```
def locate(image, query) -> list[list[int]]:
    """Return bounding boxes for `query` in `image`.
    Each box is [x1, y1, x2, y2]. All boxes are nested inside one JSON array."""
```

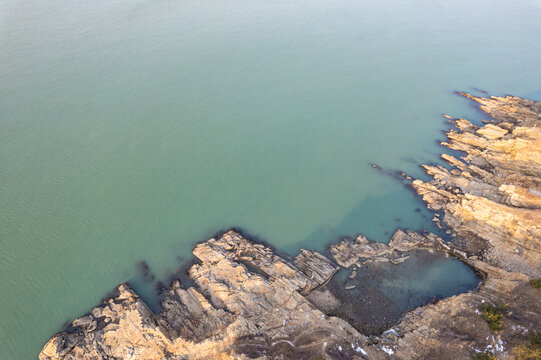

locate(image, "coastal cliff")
[[40, 93, 541, 359]]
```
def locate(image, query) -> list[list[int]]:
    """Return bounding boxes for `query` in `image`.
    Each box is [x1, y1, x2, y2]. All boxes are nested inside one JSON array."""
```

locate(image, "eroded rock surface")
[[329, 230, 457, 268], [40, 231, 367, 360], [412, 93, 541, 275], [380, 93, 541, 359], [40, 93, 541, 359]]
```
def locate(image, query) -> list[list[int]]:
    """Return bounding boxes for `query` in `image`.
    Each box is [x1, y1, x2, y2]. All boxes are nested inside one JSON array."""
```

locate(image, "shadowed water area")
[[1, 0, 541, 358], [312, 249, 481, 334]]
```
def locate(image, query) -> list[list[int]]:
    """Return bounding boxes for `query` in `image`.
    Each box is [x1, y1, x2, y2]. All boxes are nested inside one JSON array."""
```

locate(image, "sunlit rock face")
[[40, 231, 366, 360], [413, 93, 541, 275]]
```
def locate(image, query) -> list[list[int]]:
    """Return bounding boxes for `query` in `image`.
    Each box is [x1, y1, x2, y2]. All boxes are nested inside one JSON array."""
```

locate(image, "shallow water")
[[1, 0, 541, 358], [357, 250, 479, 310], [325, 250, 479, 333]]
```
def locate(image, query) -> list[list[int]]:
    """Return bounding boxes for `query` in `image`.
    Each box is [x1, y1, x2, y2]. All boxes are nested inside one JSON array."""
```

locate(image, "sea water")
[[1, 0, 541, 358]]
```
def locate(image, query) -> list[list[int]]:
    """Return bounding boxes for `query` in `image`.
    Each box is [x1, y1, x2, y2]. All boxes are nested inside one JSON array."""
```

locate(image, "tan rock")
[[413, 93, 541, 274]]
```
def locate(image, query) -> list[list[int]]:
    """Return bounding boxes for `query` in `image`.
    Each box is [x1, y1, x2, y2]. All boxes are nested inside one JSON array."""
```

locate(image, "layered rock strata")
[[40, 93, 541, 359], [40, 231, 367, 360], [412, 93, 541, 275]]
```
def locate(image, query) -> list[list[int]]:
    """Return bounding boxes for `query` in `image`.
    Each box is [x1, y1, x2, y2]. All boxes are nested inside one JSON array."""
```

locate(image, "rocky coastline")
[[40, 93, 541, 359]]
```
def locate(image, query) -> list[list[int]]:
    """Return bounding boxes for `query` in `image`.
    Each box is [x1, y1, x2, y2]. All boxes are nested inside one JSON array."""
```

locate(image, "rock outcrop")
[[385, 93, 541, 359], [412, 93, 541, 275], [40, 93, 541, 359], [40, 231, 368, 360], [329, 230, 457, 268]]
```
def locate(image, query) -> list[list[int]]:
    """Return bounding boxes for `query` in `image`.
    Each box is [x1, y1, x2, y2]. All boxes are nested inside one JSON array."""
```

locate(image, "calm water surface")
[[1, 0, 541, 358]]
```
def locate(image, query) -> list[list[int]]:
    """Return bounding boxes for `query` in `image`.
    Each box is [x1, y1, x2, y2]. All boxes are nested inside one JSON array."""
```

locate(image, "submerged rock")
[[40, 93, 541, 359]]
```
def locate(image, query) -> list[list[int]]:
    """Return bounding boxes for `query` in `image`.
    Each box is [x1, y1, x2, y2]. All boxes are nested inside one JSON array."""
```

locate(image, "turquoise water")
[[359, 250, 480, 310], [1, 0, 541, 358]]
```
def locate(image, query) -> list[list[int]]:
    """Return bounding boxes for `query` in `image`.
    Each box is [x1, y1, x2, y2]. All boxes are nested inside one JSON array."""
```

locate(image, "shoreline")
[[39, 93, 541, 359]]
